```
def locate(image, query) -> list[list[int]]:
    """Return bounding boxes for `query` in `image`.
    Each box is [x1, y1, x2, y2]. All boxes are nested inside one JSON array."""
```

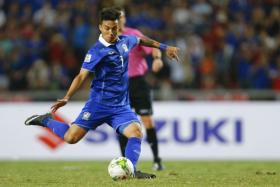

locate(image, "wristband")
[[159, 43, 168, 50]]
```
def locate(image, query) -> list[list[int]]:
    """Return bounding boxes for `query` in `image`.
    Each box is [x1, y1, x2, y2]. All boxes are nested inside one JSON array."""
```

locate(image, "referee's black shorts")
[[129, 76, 153, 116]]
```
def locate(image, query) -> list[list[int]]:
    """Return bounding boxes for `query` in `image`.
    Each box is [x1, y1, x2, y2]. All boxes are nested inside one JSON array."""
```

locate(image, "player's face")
[[99, 20, 119, 43]]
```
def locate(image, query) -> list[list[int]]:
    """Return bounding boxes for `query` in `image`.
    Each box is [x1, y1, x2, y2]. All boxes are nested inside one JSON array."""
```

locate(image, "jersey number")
[[120, 56, 124, 67]]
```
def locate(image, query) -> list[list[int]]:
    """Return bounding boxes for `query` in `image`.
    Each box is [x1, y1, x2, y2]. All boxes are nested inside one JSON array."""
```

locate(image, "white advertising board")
[[0, 102, 280, 160]]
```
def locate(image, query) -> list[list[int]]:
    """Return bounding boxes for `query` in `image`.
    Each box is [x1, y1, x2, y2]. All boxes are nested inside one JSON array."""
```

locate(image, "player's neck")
[[99, 34, 117, 46]]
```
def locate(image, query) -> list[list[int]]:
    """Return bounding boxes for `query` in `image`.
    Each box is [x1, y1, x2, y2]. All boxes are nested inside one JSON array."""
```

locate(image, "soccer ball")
[[108, 157, 134, 180]]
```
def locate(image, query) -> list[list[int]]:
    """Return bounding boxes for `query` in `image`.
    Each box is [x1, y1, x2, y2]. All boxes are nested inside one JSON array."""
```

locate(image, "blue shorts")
[[73, 101, 140, 134]]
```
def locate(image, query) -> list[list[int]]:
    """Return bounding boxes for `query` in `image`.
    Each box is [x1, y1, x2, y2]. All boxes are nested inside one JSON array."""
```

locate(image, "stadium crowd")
[[0, 0, 279, 93]]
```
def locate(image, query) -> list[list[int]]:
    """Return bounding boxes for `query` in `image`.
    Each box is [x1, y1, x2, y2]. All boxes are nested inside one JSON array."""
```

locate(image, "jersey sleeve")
[[81, 50, 102, 72], [126, 35, 140, 51], [133, 30, 153, 55]]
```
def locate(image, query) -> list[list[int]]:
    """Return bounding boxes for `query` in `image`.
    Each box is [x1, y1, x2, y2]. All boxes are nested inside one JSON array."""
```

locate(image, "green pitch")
[[0, 161, 279, 187]]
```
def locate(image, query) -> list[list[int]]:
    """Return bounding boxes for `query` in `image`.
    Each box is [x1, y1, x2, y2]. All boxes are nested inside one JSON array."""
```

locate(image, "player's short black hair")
[[99, 7, 121, 23], [112, 6, 124, 13]]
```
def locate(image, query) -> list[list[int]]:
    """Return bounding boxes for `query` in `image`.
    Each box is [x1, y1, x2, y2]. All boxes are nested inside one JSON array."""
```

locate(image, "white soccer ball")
[[108, 157, 134, 180]]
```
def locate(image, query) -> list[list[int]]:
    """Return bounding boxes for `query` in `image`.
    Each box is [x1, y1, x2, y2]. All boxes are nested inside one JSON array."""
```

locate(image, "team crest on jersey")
[[82, 112, 91, 120], [122, 44, 128, 52], [108, 51, 115, 55], [84, 54, 92, 62]]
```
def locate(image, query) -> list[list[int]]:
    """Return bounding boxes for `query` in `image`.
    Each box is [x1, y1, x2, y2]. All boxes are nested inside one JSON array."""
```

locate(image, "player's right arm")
[[51, 68, 90, 113]]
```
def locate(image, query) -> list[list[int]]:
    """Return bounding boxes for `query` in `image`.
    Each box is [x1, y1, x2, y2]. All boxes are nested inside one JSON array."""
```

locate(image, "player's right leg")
[[109, 106, 156, 179], [25, 113, 87, 144], [121, 123, 156, 179], [129, 76, 164, 171]]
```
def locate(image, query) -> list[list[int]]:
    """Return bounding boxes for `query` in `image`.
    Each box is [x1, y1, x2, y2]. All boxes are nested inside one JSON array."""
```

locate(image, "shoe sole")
[[24, 115, 39, 125], [134, 171, 156, 179], [135, 176, 156, 179]]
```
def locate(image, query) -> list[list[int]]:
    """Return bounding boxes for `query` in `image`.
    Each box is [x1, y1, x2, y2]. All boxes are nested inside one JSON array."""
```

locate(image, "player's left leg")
[[25, 113, 87, 144], [63, 124, 87, 144]]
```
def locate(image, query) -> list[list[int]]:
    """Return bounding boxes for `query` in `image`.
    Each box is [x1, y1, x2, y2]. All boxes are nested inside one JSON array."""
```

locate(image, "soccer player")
[[24, 7, 179, 179], [115, 7, 164, 171]]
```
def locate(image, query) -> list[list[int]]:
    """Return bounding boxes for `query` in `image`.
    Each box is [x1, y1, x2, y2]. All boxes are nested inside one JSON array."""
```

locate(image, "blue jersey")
[[82, 34, 139, 106]]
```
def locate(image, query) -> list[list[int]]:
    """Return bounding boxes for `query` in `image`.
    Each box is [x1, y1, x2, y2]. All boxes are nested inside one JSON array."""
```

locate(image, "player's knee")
[[133, 128, 143, 138], [123, 123, 143, 138], [129, 126, 143, 138], [64, 134, 80, 144]]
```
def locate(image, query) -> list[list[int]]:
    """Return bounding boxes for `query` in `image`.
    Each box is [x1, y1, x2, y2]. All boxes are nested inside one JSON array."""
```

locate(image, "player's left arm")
[[139, 37, 180, 62]]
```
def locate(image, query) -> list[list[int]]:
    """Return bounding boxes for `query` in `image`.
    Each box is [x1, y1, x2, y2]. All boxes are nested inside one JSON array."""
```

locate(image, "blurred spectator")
[[7, 47, 27, 90], [0, 2, 6, 27], [200, 48, 216, 89], [266, 7, 280, 37], [6, 2, 20, 20], [62, 47, 79, 79], [72, 14, 89, 61], [27, 59, 49, 89], [48, 33, 65, 63], [25, 29, 46, 64], [49, 62, 70, 90], [33, 2, 57, 28], [235, 43, 252, 88], [271, 56, 280, 90], [249, 52, 271, 89], [54, 1, 71, 40], [0, 0, 279, 96], [0, 48, 9, 90], [20, 4, 33, 24]]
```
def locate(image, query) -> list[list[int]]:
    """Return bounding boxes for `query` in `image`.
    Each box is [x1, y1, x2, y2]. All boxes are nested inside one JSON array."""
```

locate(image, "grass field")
[[0, 161, 279, 187]]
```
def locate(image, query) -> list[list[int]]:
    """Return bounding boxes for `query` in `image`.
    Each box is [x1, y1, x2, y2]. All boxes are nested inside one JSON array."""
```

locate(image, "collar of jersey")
[[99, 34, 119, 47]]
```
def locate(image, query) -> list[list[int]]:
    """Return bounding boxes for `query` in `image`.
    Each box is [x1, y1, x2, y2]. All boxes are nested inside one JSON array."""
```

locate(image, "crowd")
[[0, 0, 279, 93]]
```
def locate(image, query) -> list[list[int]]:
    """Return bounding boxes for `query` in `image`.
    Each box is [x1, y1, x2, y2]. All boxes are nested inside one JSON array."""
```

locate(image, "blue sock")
[[125, 137, 142, 172], [42, 118, 69, 140]]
